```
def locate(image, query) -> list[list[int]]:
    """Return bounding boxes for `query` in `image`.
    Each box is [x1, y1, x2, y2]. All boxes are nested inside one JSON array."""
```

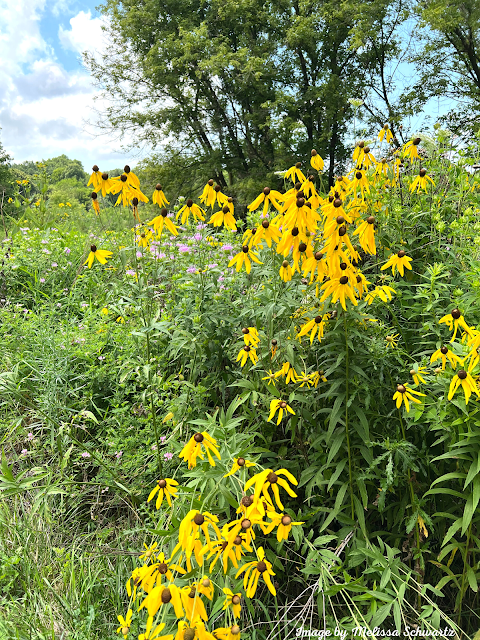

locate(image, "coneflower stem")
[[343, 310, 355, 521]]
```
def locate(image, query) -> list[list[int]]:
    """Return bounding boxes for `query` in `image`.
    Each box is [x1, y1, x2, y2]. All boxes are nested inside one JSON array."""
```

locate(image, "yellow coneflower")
[[279, 260, 293, 282], [310, 149, 324, 171], [297, 315, 327, 343], [237, 345, 258, 367], [177, 199, 205, 225], [123, 165, 140, 189], [365, 284, 396, 305], [147, 478, 179, 508], [381, 250, 412, 277], [320, 275, 358, 311], [410, 168, 435, 193], [378, 124, 393, 143], [180, 585, 209, 622], [410, 366, 427, 386], [393, 383, 425, 412], [199, 179, 216, 208], [147, 208, 178, 237], [264, 511, 304, 541], [236, 546, 276, 597], [224, 457, 255, 477], [284, 162, 306, 184], [242, 327, 259, 347], [439, 309, 474, 343], [353, 215, 377, 255], [179, 433, 221, 469], [431, 345, 461, 370], [84, 244, 113, 269], [228, 246, 263, 274], [136, 229, 153, 248], [152, 184, 169, 207], [403, 137, 421, 162], [222, 588, 242, 618], [248, 187, 284, 217], [448, 359, 479, 404], [116, 609, 133, 638], [87, 165, 102, 191], [91, 191, 100, 214], [209, 204, 237, 231], [138, 583, 184, 619], [214, 626, 242, 640], [97, 172, 116, 197], [245, 468, 298, 511], [385, 334, 400, 349], [274, 361, 296, 383]]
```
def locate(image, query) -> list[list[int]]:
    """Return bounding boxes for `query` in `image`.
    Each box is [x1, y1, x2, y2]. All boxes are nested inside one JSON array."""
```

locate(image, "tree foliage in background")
[[412, 0, 480, 136], [86, 0, 417, 193]]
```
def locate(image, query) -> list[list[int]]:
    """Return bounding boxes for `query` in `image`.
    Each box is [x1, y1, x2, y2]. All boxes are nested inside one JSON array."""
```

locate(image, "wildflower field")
[[2, 129, 480, 640]]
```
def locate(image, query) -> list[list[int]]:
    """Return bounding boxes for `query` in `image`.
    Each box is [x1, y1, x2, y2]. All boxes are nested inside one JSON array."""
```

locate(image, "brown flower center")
[[193, 513, 205, 526]]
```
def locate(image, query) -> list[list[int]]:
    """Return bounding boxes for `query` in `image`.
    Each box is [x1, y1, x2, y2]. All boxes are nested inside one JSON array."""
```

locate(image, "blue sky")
[[0, 0, 147, 171], [0, 1, 454, 174]]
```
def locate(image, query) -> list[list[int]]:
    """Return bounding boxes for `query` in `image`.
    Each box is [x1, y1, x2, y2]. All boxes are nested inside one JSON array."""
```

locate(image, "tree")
[[85, 0, 412, 191], [0, 129, 13, 199], [411, 0, 480, 135]]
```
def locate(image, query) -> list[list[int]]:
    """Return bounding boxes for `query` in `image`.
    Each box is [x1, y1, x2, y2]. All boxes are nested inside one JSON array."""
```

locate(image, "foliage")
[[1, 128, 480, 639]]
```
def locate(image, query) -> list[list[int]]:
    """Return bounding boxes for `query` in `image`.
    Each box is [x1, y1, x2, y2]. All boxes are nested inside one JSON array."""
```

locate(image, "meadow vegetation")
[[1, 128, 480, 640]]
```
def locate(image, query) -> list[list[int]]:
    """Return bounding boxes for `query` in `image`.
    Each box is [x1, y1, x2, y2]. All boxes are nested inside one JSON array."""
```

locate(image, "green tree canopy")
[[85, 0, 414, 189]]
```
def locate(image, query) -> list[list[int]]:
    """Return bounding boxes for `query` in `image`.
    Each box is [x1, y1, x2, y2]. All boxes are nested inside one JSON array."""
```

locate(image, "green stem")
[[343, 310, 355, 521], [145, 318, 163, 479], [398, 408, 421, 609], [457, 522, 472, 626]]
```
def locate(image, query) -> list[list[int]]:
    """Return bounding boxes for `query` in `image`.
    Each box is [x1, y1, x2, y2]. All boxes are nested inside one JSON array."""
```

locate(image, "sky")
[[0, 0, 147, 171], [0, 1, 455, 174]]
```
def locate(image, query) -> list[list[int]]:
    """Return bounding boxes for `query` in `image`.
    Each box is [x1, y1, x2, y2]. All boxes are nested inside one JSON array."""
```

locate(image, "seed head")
[[397, 384, 406, 394], [413, 137, 421, 146], [120, 174, 127, 182], [271, 338, 277, 346], [161, 588, 172, 603], [451, 308, 461, 320], [208, 179, 214, 186], [295, 162, 301, 168], [214, 185, 221, 192], [158, 479, 167, 488], [419, 168, 427, 177], [333, 198, 343, 208], [237, 457, 246, 466], [262, 219, 270, 228], [257, 561, 267, 573], [299, 242, 307, 252], [241, 495, 253, 507], [242, 327, 249, 334], [291, 227, 299, 237], [193, 433, 204, 443], [314, 251, 323, 260], [102, 172, 108, 180], [184, 629, 195, 640], [242, 246, 249, 253], [91, 192, 98, 200], [132, 197, 139, 206], [296, 197, 305, 208], [366, 216, 375, 224], [336, 215, 345, 225], [161, 208, 168, 217], [281, 515, 292, 525], [440, 346, 448, 354], [315, 315, 322, 323], [231, 625, 241, 635], [234, 535, 242, 545], [458, 370, 467, 380], [193, 513, 205, 525], [232, 595, 241, 605], [158, 562, 168, 574], [263, 187, 271, 195], [244, 345, 251, 352], [202, 578, 211, 587], [338, 225, 347, 236], [397, 250, 406, 258], [311, 149, 317, 156], [339, 275, 349, 285], [267, 471, 279, 483], [90, 245, 97, 252], [186, 198, 193, 207], [356, 171, 362, 180], [241, 518, 251, 529], [124, 165, 131, 173], [92, 165, 99, 172]]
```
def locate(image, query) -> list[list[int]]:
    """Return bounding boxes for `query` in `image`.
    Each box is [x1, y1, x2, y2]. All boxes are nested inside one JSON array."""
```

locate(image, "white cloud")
[[0, 5, 144, 170], [58, 10, 108, 57]]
